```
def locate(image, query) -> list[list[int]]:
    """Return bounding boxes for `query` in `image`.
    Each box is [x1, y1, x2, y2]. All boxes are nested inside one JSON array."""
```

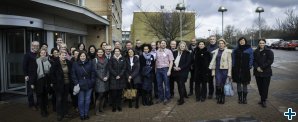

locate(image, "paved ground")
[[0, 49, 297, 122]]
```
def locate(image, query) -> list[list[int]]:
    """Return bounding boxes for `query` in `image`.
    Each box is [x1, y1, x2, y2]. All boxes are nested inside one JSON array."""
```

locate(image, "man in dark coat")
[[23, 41, 39, 110], [206, 35, 218, 99], [187, 38, 197, 96]]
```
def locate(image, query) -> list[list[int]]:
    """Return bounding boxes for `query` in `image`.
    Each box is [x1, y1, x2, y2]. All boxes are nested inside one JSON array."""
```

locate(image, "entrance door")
[[3, 29, 27, 94]]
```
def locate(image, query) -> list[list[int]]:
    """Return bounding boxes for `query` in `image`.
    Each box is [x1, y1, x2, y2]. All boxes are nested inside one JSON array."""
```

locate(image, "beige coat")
[[209, 48, 232, 77]]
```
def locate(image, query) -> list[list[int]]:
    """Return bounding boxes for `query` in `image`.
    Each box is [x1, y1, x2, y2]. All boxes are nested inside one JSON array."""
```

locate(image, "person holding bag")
[[109, 48, 126, 112], [34, 49, 51, 117], [72, 52, 96, 120], [50, 51, 73, 121], [126, 49, 142, 109], [209, 39, 232, 104]]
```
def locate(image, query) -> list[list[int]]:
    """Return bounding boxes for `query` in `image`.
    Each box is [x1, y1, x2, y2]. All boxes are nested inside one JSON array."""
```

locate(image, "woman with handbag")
[[34, 49, 51, 117], [126, 49, 142, 108], [72, 52, 96, 120], [253, 39, 274, 108], [93, 49, 109, 115], [194, 41, 212, 102], [109, 48, 126, 112], [209, 39, 232, 104], [172, 41, 191, 105], [232, 37, 253, 104], [50, 51, 73, 121], [140, 44, 155, 106]]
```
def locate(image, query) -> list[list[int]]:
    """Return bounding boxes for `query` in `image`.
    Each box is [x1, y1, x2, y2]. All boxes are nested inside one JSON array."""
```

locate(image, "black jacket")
[[188, 44, 197, 71], [232, 45, 253, 84], [172, 50, 191, 79], [50, 60, 73, 93], [194, 47, 212, 81], [253, 47, 274, 77], [126, 56, 141, 84], [109, 56, 127, 90], [72, 60, 96, 90], [23, 51, 38, 85]]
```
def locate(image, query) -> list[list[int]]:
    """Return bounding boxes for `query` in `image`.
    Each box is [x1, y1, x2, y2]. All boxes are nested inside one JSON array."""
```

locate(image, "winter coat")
[[34, 57, 51, 94], [109, 56, 127, 90], [93, 57, 109, 93], [23, 51, 38, 85], [50, 60, 73, 93], [172, 50, 191, 81], [72, 60, 96, 91], [139, 53, 155, 90], [194, 47, 212, 82], [253, 47, 274, 77], [126, 56, 141, 84], [209, 48, 232, 77], [232, 45, 253, 84]]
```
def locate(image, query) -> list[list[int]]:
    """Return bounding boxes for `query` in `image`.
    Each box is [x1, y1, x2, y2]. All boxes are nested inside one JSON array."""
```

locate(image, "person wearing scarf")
[[140, 44, 155, 106], [232, 37, 253, 105], [93, 49, 109, 115], [35, 49, 51, 117], [108, 48, 126, 112]]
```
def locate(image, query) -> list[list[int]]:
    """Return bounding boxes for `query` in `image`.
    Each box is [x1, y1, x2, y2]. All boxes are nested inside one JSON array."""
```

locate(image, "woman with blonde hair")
[[209, 39, 232, 104], [172, 41, 191, 105]]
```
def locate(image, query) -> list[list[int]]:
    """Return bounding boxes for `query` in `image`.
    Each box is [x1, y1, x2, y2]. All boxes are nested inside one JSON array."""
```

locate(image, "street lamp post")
[[256, 7, 264, 39], [208, 29, 211, 37], [176, 3, 186, 41], [218, 6, 227, 38]]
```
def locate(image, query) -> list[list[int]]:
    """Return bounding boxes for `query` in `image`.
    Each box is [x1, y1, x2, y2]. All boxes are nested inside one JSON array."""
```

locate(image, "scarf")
[[114, 54, 122, 60]]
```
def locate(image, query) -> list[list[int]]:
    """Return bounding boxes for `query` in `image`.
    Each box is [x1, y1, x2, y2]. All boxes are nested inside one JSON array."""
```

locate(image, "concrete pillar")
[[47, 31, 54, 52]]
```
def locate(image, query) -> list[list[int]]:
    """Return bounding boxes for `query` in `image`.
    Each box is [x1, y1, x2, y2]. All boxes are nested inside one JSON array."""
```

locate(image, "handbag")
[[123, 82, 137, 99], [80, 65, 90, 91], [224, 80, 234, 97]]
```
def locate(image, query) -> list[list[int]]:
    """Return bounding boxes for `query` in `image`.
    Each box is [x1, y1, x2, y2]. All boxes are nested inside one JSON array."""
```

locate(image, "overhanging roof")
[[30, 0, 109, 25]]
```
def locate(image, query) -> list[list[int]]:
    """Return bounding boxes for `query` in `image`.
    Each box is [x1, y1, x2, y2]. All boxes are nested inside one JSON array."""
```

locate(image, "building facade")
[[0, 0, 121, 95]]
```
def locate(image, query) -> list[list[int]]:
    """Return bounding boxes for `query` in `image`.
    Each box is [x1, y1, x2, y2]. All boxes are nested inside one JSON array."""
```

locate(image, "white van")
[[265, 39, 284, 47]]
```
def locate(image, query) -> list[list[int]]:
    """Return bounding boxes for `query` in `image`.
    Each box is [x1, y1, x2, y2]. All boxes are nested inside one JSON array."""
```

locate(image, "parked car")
[[265, 39, 284, 47], [280, 40, 297, 50], [271, 41, 281, 49]]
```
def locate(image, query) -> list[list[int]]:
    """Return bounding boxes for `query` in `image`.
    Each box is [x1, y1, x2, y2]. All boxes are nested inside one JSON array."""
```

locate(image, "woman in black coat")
[[139, 44, 155, 106], [88, 45, 97, 60], [126, 49, 142, 108], [72, 52, 96, 120], [50, 51, 72, 121], [253, 39, 274, 108], [109, 48, 126, 112], [172, 41, 191, 105], [232, 37, 253, 104], [194, 41, 212, 102]]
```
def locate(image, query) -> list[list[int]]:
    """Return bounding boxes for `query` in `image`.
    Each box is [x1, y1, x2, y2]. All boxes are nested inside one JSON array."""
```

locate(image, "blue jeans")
[[78, 89, 92, 117], [156, 67, 170, 101]]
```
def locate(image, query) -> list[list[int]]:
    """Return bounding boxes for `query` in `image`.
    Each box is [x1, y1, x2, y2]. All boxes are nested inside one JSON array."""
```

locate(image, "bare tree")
[[136, 7, 198, 41], [276, 9, 298, 38]]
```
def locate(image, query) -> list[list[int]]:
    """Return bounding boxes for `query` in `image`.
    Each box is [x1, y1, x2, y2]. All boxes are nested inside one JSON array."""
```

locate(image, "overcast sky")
[[122, 0, 298, 38]]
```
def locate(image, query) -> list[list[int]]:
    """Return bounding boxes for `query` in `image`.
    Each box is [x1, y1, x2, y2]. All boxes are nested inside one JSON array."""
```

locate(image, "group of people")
[[23, 36, 274, 121]]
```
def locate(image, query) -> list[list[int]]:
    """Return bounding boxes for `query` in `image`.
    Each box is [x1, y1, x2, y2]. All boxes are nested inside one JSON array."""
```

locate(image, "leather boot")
[[238, 92, 242, 104], [243, 92, 247, 104]]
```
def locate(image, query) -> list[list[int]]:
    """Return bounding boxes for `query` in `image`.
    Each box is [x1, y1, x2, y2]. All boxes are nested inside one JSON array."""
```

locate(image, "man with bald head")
[[23, 41, 40, 110]]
